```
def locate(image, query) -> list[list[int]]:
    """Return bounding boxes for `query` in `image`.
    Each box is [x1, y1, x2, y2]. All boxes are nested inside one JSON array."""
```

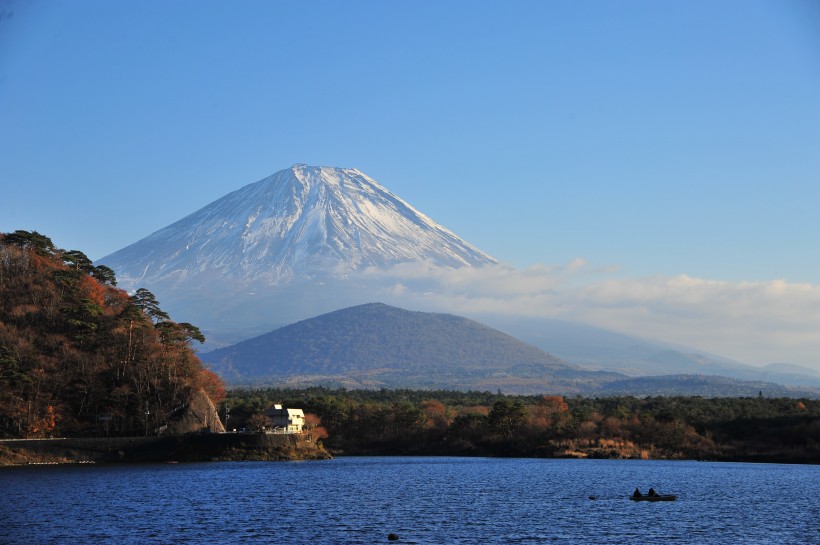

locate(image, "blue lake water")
[[1, 457, 818, 545]]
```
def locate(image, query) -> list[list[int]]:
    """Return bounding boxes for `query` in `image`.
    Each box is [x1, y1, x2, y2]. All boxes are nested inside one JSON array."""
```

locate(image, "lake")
[[1, 457, 818, 544]]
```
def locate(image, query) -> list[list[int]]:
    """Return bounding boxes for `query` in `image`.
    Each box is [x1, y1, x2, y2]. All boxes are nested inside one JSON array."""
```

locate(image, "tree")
[[488, 399, 526, 439], [247, 413, 271, 432], [303, 413, 329, 443], [2, 230, 56, 255], [155, 321, 205, 347], [61, 250, 94, 273], [421, 400, 449, 432], [130, 288, 169, 323], [449, 413, 487, 444], [539, 395, 569, 414], [199, 369, 226, 406], [0, 230, 222, 438], [91, 265, 117, 286]]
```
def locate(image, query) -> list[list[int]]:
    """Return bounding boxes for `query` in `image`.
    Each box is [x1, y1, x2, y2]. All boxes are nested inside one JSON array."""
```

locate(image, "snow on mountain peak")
[[101, 164, 499, 290]]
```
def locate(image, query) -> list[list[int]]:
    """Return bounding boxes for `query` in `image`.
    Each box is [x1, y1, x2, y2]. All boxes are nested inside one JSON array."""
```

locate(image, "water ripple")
[[1, 458, 818, 544]]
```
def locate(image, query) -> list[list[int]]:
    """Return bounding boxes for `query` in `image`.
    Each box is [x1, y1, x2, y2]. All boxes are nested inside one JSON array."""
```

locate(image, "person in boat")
[[633, 488, 642, 498], [648, 488, 657, 497]]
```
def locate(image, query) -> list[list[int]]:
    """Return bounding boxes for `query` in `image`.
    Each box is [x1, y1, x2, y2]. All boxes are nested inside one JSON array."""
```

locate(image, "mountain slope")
[[96, 164, 810, 386], [198, 303, 818, 397], [102, 164, 497, 287], [99, 164, 498, 346], [198, 303, 619, 393], [479, 315, 820, 389]]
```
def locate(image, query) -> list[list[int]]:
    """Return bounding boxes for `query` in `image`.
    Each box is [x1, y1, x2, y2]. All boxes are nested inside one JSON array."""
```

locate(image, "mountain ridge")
[[477, 314, 820, 388], [199, 303, 617, 393]]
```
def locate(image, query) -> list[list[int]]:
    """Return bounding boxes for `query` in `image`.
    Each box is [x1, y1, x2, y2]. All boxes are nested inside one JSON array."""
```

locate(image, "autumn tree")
[[199, 369, 227, 406], [420, 399, 449, 433], [303, 413, 329, 443], [0, 231, 225, 438], [522, 395, 571, 439]]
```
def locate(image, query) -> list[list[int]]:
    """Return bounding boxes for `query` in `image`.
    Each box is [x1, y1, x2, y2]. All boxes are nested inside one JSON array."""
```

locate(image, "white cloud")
[[357, 262, 820, 369], [569, 275, 820, 364]]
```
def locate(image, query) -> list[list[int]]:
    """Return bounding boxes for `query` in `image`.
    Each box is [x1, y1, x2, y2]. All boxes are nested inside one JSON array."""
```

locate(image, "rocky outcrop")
[[165, 389, 226, 435]]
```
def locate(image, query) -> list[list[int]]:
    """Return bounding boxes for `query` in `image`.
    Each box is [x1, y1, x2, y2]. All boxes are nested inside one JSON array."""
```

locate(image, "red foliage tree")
[[198, 369, 227, 406], [304, 413, 329, 442], [0, 230, 228, 438]]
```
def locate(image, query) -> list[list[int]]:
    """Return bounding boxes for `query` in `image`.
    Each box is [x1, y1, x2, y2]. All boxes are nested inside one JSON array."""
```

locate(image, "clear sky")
[[1, 1, 819, 369]]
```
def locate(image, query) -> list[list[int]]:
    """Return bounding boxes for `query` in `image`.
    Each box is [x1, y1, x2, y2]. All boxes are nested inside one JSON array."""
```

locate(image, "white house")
[[265, 404, 305, 434]]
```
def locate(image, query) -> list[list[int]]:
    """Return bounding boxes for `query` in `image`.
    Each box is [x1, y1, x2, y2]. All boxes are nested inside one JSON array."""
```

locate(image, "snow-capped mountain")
[[100, 164, 498, 345], [105, 164, 496, 287], [98, 164, 818, 392]]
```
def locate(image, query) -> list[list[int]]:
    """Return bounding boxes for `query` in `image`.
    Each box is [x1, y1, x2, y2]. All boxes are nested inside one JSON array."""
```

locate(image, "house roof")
[[265, 406, 304, 418]]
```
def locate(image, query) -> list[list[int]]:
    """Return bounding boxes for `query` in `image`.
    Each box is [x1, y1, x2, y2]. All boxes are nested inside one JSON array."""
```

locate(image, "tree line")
[[0, 230, 225, 438], [224, 387, 820, 463]]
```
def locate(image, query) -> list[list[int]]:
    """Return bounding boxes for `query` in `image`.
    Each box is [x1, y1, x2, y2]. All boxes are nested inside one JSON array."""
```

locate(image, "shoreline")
[[0, 433, 331, 466], [2, 436, 815, 466]]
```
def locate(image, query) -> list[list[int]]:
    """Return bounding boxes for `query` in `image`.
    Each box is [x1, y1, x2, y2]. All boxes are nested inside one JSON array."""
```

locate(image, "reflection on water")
[[1, 457, 818, 544]]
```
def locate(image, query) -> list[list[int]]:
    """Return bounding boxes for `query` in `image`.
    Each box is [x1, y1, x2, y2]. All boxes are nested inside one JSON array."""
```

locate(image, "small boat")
[[630, 494, 676, 502]]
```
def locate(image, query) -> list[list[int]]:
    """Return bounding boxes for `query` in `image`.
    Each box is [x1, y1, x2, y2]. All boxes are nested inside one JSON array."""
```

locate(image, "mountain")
[[104, 164, 497, 284], [198, 303, 621, 394], [754, 363, 820, 388], [98, 163, 812, 388], [99, 164, 498, 346], [596, 374, 811, 398], [477, 315, 820, 389], [198, 303, 819, 397]]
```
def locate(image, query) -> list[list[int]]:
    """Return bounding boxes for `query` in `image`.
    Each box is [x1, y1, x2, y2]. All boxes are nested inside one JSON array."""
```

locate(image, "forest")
[[0, 230, 225, 438], [224, 387, 820, 464]]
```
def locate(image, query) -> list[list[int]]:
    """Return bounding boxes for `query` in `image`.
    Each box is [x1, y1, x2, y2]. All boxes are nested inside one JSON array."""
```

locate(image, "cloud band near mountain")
[[363, 261, 820, 368]]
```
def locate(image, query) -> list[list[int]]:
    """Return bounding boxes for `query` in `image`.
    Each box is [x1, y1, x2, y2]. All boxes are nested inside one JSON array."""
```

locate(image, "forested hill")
[[199, 303, 618, 392], [198, 304, 816, 397], [0, 230, 225, 438]]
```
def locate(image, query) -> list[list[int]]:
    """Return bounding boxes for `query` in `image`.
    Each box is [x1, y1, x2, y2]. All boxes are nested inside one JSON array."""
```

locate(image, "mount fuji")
[[99, 164, 820, 393], [100, 164, 498, 345]]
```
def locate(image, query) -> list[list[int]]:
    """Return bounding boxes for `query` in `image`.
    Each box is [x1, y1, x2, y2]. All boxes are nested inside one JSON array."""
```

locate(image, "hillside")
[[199, 303, 619, 393], [0, 230, 226, 438], [477, 315, 820, 389], [200, 303, 820, 398]]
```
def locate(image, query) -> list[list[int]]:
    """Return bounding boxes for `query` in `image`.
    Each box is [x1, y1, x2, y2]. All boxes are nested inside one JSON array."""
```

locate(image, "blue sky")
[[1, 1, 819, 368]]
